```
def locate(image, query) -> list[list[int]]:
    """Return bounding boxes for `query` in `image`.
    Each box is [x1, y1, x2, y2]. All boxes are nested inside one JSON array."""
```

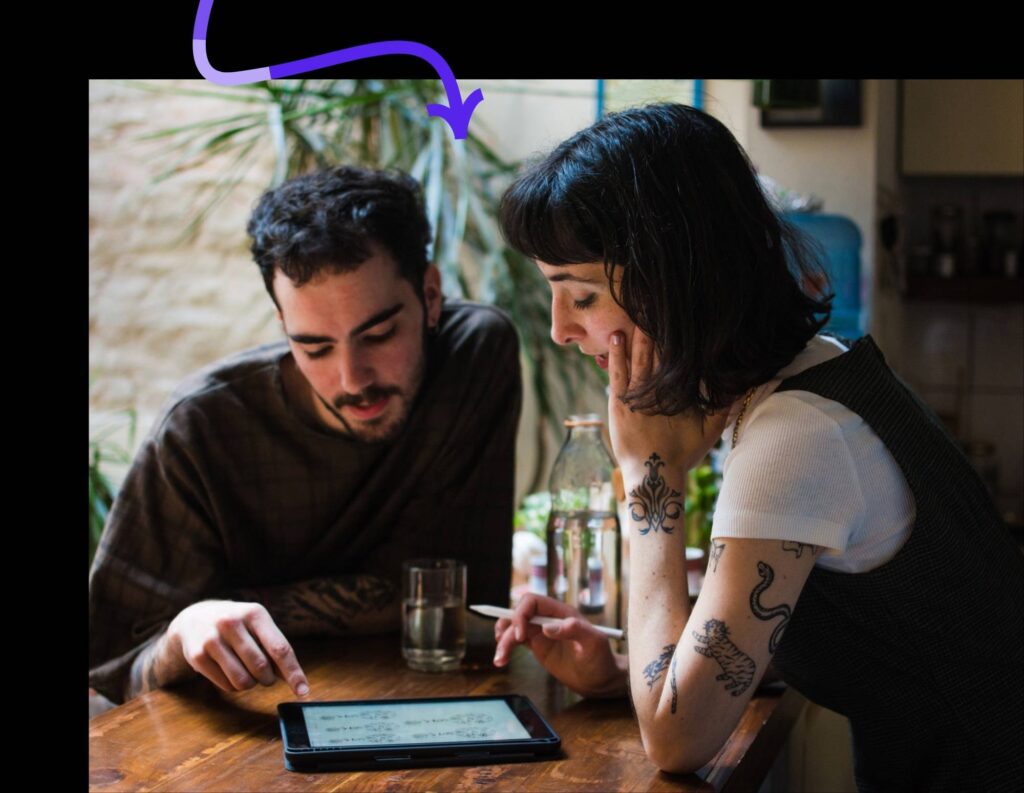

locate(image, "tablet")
[[278, 694, 562, 772]]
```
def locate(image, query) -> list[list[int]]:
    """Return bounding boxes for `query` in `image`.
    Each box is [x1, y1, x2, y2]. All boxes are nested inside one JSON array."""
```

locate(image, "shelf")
[[903, 274, 1024, 303]]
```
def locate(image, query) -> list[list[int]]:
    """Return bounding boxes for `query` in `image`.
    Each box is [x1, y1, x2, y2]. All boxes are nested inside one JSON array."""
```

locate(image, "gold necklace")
[[731, 388, 756, 448]]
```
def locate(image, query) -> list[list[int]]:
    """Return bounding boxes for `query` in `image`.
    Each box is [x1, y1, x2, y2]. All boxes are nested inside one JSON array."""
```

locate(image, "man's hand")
[[161, 600, 310, 697], [492, 594, 627, 699]]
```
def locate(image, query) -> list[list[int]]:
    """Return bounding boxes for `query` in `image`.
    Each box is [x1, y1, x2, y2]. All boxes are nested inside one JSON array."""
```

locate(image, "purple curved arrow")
[[192, 0, 483, 139]]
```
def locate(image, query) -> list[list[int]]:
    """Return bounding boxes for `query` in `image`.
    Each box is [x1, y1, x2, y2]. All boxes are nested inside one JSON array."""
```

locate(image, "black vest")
[[771, 335, 1024, 792]]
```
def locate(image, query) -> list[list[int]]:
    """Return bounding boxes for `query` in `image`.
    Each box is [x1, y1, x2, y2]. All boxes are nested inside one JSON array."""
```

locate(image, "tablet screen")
[[302, 699, 533, 747]]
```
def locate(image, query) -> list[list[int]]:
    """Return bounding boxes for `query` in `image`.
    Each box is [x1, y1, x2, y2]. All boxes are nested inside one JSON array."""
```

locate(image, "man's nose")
[[337, 352, 375, 396]]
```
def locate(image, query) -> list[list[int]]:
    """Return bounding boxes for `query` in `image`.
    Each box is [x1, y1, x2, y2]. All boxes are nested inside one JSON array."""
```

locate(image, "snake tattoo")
[[749, 561, 791, 654]]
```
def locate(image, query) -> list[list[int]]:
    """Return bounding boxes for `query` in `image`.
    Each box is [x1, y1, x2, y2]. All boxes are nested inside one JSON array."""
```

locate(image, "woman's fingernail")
[[297, 683, 310, 697], [611, 333, 622, 346]]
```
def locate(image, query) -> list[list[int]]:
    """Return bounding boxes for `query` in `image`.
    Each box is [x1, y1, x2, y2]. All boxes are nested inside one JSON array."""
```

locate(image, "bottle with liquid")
[[546, 414, 622, 632]]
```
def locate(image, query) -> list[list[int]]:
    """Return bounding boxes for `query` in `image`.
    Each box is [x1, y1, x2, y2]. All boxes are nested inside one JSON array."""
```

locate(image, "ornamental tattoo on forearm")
[[629, 453, 683, 536], [693, 619, 756, 697], [643, 643, 677, 690], [749, 562, 792, 654]]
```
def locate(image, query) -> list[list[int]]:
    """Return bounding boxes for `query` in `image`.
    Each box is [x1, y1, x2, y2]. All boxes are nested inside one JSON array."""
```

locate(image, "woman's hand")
[[607, 328, 725, 478], [492, 594, 627, 699]]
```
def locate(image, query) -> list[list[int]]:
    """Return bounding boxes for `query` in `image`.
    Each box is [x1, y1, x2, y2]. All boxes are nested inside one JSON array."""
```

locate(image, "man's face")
[[274, 249, 442, 443]]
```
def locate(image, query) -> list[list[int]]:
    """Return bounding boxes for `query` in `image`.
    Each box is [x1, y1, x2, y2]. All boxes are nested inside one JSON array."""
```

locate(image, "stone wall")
[[90, 80, 282, 468], [89, 79, 605, 496]]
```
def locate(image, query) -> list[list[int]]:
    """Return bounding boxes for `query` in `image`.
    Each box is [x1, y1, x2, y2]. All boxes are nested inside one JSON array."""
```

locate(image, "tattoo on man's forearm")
[[749, 562, 792, 654], [629, 453, 682, 536], [127, 639, 161, 700], [670, 654, 679, 714], [781, 541, 822, 558], [642, 644, 677, 690], [146, 651, 159, 690], [692, 619, 756, 697], [127, 650, 144, 698], [245, 576, 397, 636], [709, 540, 725, 573]]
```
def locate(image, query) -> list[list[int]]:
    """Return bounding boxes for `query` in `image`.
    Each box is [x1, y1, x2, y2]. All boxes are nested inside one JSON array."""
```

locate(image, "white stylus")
[[470, 604, 624, 639]]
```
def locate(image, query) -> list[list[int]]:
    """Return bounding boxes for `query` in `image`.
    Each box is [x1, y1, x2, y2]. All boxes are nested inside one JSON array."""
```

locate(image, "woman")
[[493, 103, 1023, 791]]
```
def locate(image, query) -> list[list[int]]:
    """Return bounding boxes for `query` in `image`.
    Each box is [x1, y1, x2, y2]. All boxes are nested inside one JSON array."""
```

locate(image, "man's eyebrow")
[[350, 303, 404, 337], [288, 333, 336, 344], [287, 303, 405, 345], [547, 273, 600, 284]]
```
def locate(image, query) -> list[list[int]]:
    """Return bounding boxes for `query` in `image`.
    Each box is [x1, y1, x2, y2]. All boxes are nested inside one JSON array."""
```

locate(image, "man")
[[89, 166, 522, 705]]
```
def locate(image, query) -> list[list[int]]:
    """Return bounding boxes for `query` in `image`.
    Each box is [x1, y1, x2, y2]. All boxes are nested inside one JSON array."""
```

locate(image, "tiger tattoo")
[[692, 618, 756, 696]]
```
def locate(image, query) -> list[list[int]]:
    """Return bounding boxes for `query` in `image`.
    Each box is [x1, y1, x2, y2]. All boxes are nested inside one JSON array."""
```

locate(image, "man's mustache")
[[333, 385, 402, 409]]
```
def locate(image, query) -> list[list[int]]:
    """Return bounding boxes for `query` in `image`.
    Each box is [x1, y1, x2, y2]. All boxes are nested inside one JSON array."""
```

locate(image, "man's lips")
[[344, 395, 390, 420]]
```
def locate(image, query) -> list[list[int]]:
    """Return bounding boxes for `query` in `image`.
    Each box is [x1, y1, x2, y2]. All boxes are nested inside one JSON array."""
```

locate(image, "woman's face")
[[536, 261, 636, 370]]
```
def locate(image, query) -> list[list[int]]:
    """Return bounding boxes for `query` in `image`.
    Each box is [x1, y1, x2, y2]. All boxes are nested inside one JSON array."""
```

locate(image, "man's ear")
[[423, 265, 443, 329]]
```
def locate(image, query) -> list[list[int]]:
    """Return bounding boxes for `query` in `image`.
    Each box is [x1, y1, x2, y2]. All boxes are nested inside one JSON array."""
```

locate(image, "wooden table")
[[89, 633, 805, 791]]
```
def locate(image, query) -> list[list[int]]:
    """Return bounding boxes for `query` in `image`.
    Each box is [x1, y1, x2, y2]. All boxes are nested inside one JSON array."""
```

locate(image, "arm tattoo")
[[749, 562, 792, 654], [237, 576, 398, 637], [642, 643, 677, 690], [126, 637, 162, 700], [781, 541, 822, 558], [693, 619, 756, 697], [670, 654, 679, 714], [629, 453, 682, 536], [709, 540, 726, 572]]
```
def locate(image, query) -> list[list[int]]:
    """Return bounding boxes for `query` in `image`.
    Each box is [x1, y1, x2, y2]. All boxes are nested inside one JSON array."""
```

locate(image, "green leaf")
[[88, 406, 136, 567], [127, 78, 609, 490]]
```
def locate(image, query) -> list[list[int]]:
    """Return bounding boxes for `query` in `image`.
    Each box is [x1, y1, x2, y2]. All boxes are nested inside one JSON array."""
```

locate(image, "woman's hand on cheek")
[[606, 328, 707, 480]]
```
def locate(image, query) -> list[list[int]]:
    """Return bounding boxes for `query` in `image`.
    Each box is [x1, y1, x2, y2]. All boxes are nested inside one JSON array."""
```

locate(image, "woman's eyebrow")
[[547, 273, 600, 284]]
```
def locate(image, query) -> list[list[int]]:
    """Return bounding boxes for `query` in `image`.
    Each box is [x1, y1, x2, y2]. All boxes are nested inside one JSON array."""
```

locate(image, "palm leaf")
[[131, 78, 607, 488]]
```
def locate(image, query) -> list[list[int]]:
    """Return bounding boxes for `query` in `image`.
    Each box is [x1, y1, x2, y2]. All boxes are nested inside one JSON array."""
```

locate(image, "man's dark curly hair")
[[247, 165, 432, 303], [500, 103, 832, 418]]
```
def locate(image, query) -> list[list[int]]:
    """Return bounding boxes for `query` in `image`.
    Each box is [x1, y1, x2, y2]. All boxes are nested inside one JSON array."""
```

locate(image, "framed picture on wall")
[[756, 80, 862, 127]]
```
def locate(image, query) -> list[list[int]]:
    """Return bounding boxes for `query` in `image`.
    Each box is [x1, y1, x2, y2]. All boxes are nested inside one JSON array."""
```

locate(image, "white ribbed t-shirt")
[[712, 336, 916, 573]]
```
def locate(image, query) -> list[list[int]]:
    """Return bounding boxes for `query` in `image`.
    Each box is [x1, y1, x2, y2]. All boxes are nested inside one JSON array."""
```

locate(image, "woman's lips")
[[595, 354, 609, 370], [345, 395, 390, 420]]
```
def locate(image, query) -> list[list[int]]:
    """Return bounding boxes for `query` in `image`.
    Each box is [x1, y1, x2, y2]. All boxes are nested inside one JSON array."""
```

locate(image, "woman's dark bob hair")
[[500, 103, 832, 417]]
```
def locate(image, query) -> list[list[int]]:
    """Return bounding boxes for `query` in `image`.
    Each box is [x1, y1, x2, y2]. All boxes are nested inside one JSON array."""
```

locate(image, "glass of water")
[[402, 558, 467, 672]]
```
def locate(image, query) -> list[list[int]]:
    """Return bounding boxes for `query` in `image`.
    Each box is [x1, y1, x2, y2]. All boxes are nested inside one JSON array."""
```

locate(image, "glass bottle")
[[545, 414, 622, 631]]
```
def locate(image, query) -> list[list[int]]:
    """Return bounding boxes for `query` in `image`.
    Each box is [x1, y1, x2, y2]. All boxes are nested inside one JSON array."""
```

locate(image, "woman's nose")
[[550, 297, 582, 347]]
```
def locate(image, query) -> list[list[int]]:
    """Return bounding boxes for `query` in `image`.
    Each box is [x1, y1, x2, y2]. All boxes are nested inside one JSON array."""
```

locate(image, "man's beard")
[[316, 381, 414, 444], [316, 323, 429, 444], [333, 384, 403, 411]]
